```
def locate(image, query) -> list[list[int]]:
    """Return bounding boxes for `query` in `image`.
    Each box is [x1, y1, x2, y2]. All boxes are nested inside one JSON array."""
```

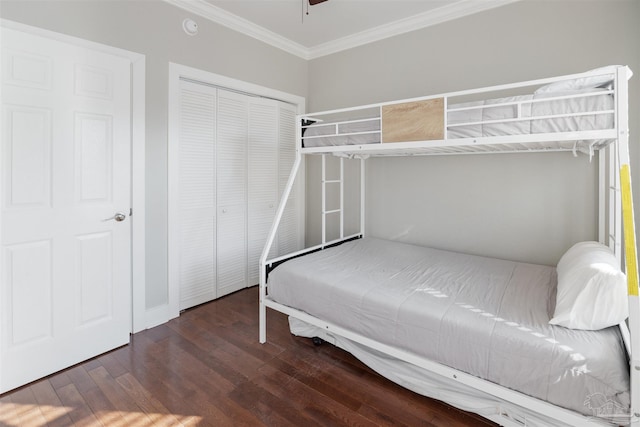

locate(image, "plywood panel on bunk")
[[382, 98, 444, 143]]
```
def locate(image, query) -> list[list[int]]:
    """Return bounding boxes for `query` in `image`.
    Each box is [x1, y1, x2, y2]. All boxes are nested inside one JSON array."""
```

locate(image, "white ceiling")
[[167, 0, 519, 59]]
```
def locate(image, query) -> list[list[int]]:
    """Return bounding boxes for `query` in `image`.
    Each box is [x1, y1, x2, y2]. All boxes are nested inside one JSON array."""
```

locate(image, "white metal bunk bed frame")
[[259, 66, 638, 426]]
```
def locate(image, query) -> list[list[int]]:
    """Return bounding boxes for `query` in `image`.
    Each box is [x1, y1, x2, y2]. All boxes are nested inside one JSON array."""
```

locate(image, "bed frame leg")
[[259, 286, 267, 344], [259, 305, 266, 344]]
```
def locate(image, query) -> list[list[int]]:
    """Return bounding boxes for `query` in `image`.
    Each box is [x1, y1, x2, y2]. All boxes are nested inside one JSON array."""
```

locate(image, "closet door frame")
[[168, 63, 305, 319]]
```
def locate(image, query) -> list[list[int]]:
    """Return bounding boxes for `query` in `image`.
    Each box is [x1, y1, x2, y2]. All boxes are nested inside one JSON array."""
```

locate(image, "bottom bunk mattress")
[[267, 237, 630, 419]]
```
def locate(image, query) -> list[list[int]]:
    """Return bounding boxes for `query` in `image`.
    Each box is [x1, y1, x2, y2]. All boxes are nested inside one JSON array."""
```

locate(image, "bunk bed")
[[259, 65, 638, 427]]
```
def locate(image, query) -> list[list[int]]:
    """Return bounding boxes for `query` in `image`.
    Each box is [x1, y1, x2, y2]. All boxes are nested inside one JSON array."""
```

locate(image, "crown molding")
[[165, 0, 311, 59], [165, 0, 520, 60], [307, 0, 521, 59]]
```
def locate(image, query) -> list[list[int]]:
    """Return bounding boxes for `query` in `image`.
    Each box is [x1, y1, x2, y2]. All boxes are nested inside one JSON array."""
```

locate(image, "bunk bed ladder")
[[321, 154, 344, 245], [614, 144, 623, 265], [602, 143, 622, 263]]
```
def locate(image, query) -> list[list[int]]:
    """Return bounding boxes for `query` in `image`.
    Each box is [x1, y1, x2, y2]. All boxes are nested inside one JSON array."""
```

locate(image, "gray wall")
[[0, 0, 308, 310], [307, 0, 640, 265]]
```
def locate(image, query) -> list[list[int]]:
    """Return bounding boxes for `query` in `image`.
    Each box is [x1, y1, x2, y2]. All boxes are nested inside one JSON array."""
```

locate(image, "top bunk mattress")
[[267, 237, 630, 419], [302, 89, 613, 148]]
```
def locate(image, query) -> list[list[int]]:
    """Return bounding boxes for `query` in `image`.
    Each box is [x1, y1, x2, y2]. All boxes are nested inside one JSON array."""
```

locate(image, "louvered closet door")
[[217, 90, 248, 297], [278, 102, 302, 255], [248, 98, 279, 286], [177, 81, 216, 310], [174, 81, 301, 309]]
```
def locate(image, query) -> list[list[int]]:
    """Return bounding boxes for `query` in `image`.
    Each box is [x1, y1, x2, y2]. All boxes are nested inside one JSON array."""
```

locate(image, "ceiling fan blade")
[[309, 0, 328, 5]]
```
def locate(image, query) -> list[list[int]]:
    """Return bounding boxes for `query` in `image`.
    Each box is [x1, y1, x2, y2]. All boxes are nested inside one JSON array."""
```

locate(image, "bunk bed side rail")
[[300, 130, 617, 157], [262, 297, 615, 426]]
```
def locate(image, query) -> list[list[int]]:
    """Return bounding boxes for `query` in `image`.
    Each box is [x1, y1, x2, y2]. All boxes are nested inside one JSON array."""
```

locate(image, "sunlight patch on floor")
[[0, 404, 73, 426], [0, 402, 202, 427]]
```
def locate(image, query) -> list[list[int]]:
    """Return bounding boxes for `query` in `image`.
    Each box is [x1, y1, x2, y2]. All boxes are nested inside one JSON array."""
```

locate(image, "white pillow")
[[549, 241, 628, 330], [534, 65, 632, 94]]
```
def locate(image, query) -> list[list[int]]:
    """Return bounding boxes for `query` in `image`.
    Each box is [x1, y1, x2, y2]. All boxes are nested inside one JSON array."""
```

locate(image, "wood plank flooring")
[[0, 286, 497, 426]]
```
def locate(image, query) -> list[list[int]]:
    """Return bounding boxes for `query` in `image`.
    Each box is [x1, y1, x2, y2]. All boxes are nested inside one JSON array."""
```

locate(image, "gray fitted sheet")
[[267, 237, 629, 417]]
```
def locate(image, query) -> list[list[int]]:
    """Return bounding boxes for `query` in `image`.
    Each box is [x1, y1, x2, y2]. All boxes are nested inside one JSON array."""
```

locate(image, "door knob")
[[103, 212, 127, 222]]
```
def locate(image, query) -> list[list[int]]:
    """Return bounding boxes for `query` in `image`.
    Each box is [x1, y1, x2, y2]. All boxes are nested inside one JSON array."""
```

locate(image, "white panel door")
[[217, 90, 248, 297], [248, 98, 279, 286], [0, 27, 131, 393], [177, 81, 217, 310]]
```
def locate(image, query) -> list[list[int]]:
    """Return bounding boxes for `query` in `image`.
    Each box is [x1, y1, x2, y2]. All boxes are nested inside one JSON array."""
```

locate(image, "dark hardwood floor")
[[0, 286, 497, 426]]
